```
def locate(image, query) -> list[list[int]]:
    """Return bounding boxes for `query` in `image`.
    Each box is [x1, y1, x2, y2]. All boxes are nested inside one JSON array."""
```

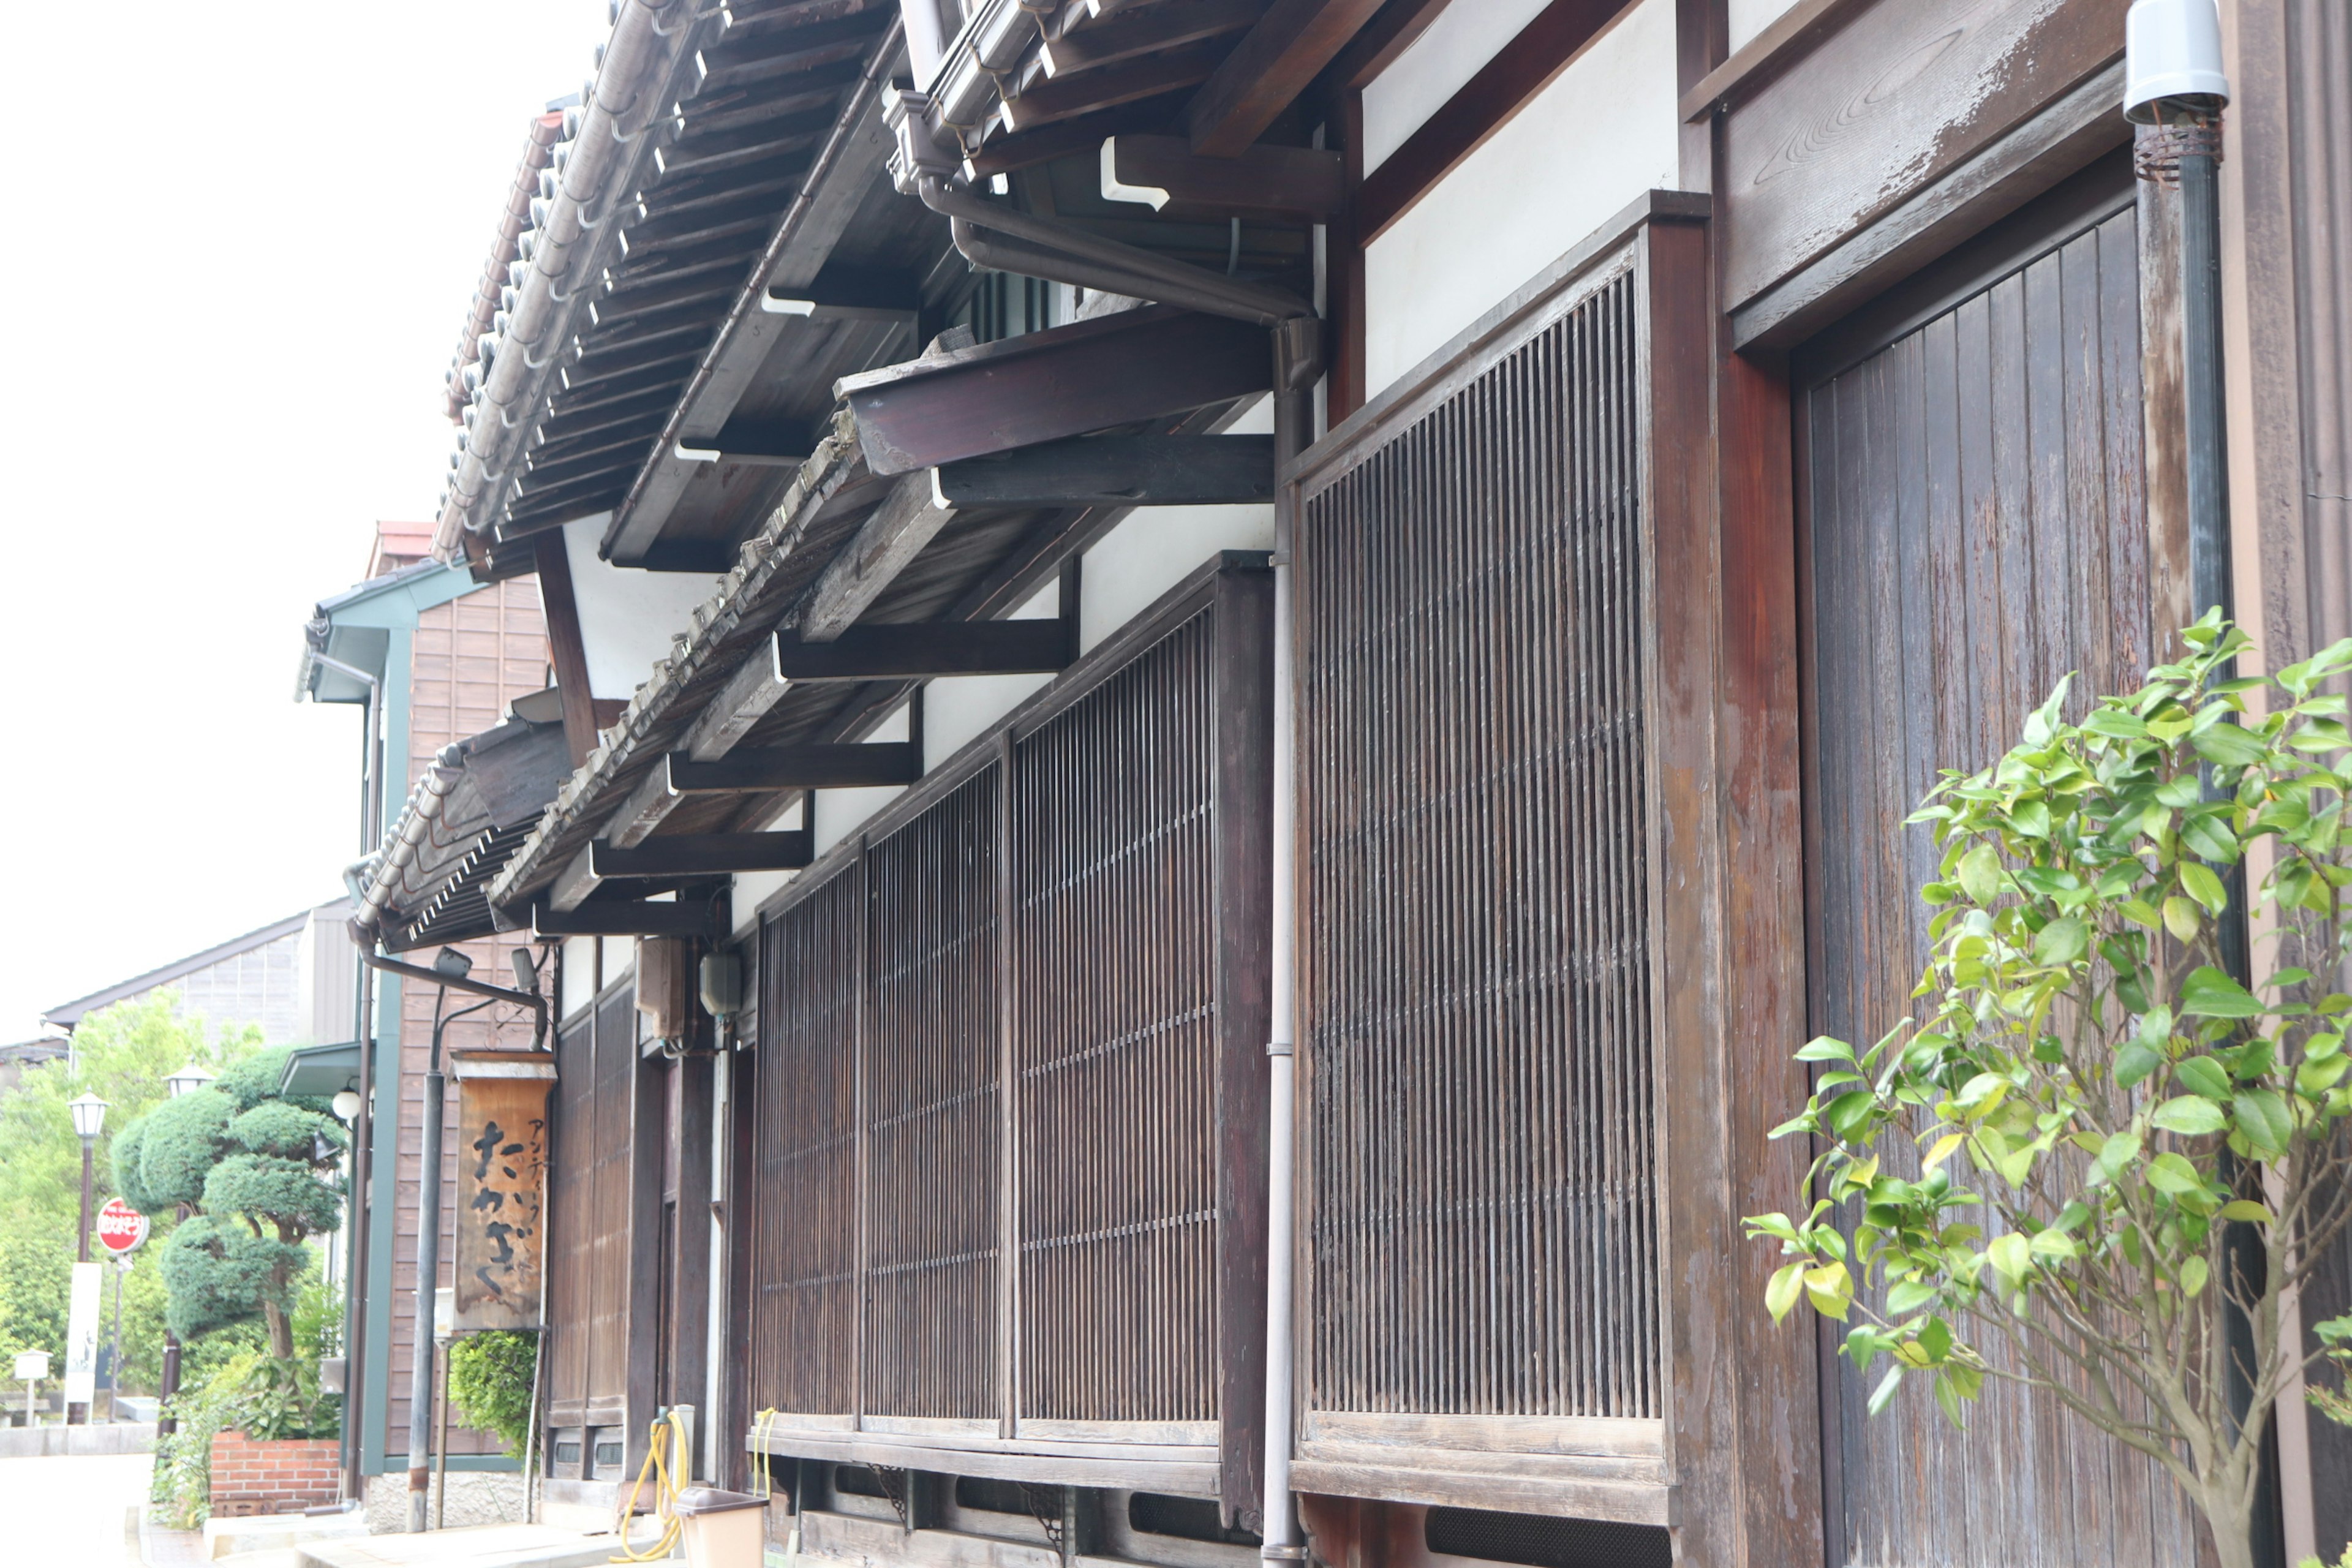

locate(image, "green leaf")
[[2233, 1089, 2292, 1158], [2192, 722, 2267, 767], [1868, 1365, 1905, 1417], [1826, 1090, 1878, 1140], [2119, 897, 2163, 929], [2180, 862, 2230, 914], [2150, 1096, 2227, 1136], [2163, 897, 2203, 943], [2146, 1152, 2204, 1196], [1957, 843, 2003, 905], [2116, 1039, 2163, 1088], [1795, 1037, 1856, 1063], [1988, 1231, 2032, 1287], [2182, 967, 2264, 1018], [2180, 1255, 2210, 1297], [2298, 1054, 2350, 1095], [2174, 1056, 2231, 1098], [1766, 1261, 1806, 1323], [2217, 1199, 2272, 1223], [1887, 1279, 1938, 1316], [2033, 916, 2089, 967], [2095, 1131, 2143, 1182], [1804, 1261, 1852, 1322], [2180, 813, 2239, 863], [2083, 707, 2149, 739]]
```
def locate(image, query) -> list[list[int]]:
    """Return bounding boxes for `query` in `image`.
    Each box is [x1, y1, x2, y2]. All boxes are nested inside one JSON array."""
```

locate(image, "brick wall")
[[208, 1430, 342, 1517]]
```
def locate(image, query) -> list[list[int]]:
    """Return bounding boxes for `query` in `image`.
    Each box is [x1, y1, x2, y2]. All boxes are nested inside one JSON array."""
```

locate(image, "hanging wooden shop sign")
[[448, 1050, 557, 1332]]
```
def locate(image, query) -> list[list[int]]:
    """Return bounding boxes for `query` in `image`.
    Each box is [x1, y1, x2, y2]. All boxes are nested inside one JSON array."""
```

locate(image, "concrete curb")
[[0, 1420, 157, 1458]]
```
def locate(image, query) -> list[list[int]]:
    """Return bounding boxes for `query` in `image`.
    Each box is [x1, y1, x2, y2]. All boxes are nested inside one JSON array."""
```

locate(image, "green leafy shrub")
[[116, 1048, 343, 1359], [149, 1330, 343, 1528], [1746, 617, 2352, 1568], [445, 1330, 540, 1460]]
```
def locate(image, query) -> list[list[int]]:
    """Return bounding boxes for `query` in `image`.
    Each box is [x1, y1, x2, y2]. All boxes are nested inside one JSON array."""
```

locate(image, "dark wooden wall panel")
[[546, 1013, 595, 1423], [1297, 269, 1660, 1422], [750, 867, 863, 1417], [1801, 202, 2203, 1567], [864, 766, 1003, 1422], [588, 984, 638, 1417], [1012, 610, 1219, 1424]]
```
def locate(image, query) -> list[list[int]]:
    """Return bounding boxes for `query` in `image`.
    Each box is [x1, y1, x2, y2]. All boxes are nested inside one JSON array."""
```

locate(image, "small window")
[[1424, 1507, 1670, 1568], [592, 1434, 624, 1474], [956, 1476, 1035, 1515], [552, 1433, 582, 1472], [834, 1465, 891, 1499]]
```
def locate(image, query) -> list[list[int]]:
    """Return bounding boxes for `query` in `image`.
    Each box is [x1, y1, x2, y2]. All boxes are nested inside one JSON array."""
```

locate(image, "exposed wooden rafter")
[[529, 898, 718, 940], [800, 475, 959, 641], [933, 434, 1275, 508], [772, 620, 1075, 682], [665, 743, 925, 794], [1184, 0, 1389, 157], [590, 831, 815, 878], [834, 304, 1272, 476]]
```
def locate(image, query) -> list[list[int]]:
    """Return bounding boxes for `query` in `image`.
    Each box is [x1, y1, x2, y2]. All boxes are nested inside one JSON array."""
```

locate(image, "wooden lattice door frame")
[[1281, 195, 1741, 1537]]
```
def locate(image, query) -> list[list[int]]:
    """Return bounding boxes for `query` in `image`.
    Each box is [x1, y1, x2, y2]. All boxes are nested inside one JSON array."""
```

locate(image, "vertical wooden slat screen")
[[1801, 199, 2201, 1567], [863, 765, 1002, 1422], [546, 1012, 594, 1425], [587, 983, 637, 1415], [1297, 268, 1660, 1424], [1012, 609, 1219, 1425], [749, 865, 862, 1417]]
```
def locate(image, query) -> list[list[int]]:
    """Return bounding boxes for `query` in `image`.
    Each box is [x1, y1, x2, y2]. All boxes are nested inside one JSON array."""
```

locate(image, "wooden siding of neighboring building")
[[740, 558, 1271, 1515], [383, 576, 549, 1463], [1796, 172, 2203, 1568]]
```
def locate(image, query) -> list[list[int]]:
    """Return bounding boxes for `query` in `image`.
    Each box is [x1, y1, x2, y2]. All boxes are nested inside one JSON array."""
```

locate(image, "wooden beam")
[[1003, 39, 1227, 135], [590, 831, 815, 879], [1328, 0, 1459, 89], [677, 642, 793, 763], [800, 474, 958, 642], [771, 620, 1073, 682], [1101, 135, 1344, 219], [1357, 0, 1626, 243], [962, 93, 1191, 183], [1183, 0, 1389, 158], [532, 530, 601, 769], [529, 899, 717, 940], [1041, 0, 1259, 78], [762, 266, 925, 323], [835, 304, 1272, 476], [665, 743, 924, 794], [933, 434, 1275, 507]]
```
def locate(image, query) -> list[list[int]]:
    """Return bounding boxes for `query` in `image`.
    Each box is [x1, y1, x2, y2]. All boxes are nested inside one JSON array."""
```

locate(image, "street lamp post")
[[155, 1063, 216, 1438], [65, 1093, 107, 1425]]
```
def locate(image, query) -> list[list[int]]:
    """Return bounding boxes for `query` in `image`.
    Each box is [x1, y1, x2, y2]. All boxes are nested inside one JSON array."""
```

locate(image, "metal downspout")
[[915, 168, 1321, 1551]]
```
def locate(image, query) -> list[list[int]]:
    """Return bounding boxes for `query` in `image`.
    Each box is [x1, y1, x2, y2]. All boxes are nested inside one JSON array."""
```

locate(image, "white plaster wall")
[[557, 934, 597, 1021], [562, 518, 725, 701], [1729, 0, 1803, 51], [916, 581, 1061, 771], [811, 703, 915, 858], [1362, 0, 1680, 397], [1078, 398, 1274, 651], [1360, 0, 1558, 173]]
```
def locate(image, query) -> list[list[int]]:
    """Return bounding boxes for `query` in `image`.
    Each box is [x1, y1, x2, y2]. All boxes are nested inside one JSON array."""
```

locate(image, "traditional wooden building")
[[348, 0, 2348, 1562]]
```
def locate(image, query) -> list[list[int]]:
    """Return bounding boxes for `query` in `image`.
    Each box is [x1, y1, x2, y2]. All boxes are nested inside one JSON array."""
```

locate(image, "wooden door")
[[1798, 162, 2202, 1567]]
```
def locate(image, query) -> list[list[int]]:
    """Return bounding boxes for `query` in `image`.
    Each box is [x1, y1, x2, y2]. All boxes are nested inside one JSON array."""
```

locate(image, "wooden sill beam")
[[933, 434, 1275, 508], [1184, 0, 1389, 158], [772, 620, 1074, 682], [1101, 136, 1344, 219], [529, 899, 717, 940], [665, 743, 924, 794], [589, 831, 815, 879]]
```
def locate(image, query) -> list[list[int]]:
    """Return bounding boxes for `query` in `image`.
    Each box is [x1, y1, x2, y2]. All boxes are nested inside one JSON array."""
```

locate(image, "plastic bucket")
[[674, 1487, 769, 1568]]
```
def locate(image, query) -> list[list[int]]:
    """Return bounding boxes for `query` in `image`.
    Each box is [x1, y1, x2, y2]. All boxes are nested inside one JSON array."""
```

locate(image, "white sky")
[[0, 2, 612, 1040]]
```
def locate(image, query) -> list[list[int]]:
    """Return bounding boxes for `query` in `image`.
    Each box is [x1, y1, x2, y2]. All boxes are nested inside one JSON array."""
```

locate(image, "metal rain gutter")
[[434, 0, 715, 559]]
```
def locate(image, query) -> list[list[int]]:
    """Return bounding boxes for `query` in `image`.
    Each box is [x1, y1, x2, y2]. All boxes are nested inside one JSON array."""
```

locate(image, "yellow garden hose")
[[611, 1409, 692, 1562]]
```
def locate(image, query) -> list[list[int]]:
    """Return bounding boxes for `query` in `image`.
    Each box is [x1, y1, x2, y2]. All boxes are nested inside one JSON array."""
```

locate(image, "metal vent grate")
[[1425, 1507, 1670, 1568], [1297, 269, 1660, 1419], [748, 864, 862, 1415], [863, 764, 1002, 1420], [1013, 610, 1219, 1423]]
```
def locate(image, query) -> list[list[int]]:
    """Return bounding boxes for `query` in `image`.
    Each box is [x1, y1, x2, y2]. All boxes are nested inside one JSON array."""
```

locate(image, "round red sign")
[[95, 1197, 148, 1256]]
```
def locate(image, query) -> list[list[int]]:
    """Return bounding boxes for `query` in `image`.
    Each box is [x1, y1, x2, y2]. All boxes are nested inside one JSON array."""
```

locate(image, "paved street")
[[0, 1451, 151, 1564]]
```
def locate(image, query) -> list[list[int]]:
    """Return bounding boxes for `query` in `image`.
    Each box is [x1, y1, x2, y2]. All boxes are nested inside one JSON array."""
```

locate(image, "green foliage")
[[115, 1046, 344, 1361], [158, 1216, 311, 1341], [2310, 1314, 2352, 1429], [1746, 617, 2352, 1568], [151, 1348, 265, 1526], [446, 1330, 541, 1460], [0, 995, 253, 1384]]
